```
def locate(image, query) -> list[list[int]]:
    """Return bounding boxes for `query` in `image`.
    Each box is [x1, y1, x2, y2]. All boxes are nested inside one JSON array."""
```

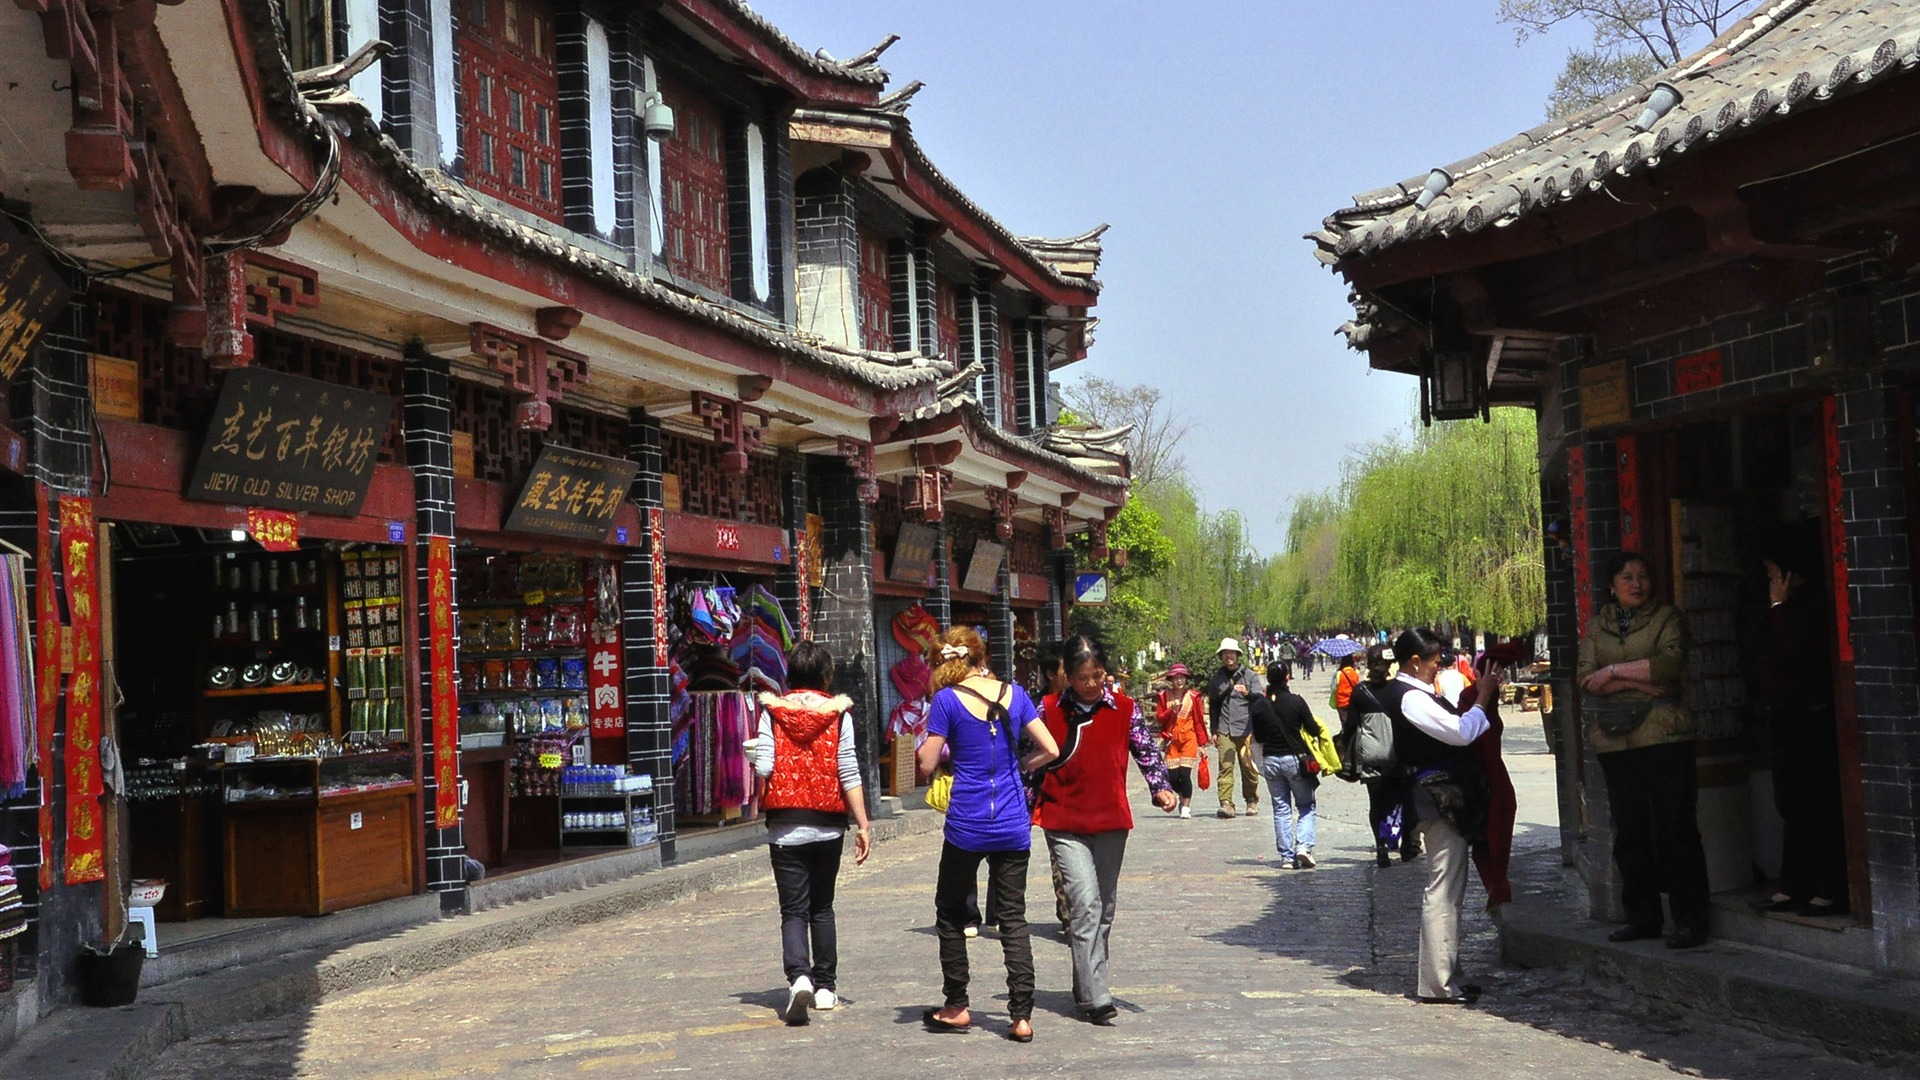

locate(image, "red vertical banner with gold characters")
[[427, 536, 460, 830], [59, 495, 104, 884], [649, 508, 667, 663], [33, 486, 62, 890], [1821, 396, 1855, 664], [793, 528, 812, 640]]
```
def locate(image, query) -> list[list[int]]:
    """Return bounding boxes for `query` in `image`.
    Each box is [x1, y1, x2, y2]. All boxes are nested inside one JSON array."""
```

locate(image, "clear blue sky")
[[751, 1, 1586, 554]]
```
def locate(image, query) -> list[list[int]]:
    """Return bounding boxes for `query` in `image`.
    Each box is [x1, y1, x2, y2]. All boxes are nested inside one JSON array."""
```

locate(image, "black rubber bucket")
[[78, 944, 144, 1007]]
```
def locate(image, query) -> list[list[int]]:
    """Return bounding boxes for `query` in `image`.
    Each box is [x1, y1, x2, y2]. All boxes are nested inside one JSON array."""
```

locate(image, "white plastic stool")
[[127, 906, 158, 958]]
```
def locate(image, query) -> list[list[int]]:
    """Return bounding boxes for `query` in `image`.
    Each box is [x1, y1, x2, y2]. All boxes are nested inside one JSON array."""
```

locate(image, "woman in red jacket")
[[1153, 663, 1208, 819], [1034, 635, 1177, 1025]]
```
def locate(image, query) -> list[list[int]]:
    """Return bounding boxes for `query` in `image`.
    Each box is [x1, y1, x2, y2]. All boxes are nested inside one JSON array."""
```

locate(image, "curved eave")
[[882, 403, 1128, 516], [665, 0, 886, 106]]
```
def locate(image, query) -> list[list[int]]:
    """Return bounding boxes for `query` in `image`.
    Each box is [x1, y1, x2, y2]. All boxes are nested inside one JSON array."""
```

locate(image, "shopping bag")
[[1303, 724, 1343, 777], [925, 765, 954, 813], [1196, 751, 1212, 791]]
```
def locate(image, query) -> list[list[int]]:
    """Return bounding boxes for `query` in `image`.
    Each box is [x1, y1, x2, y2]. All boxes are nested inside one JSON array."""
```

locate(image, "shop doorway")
[[108, 525, 422, 945], [1627, 399, 1868, 923]]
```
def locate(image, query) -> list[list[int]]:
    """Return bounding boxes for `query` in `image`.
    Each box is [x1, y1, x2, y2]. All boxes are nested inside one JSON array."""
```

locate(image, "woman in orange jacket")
[[1153, 663, 1209, 819]]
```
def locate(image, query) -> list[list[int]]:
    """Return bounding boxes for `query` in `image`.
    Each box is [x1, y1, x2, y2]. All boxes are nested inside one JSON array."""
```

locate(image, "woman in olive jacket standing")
[[1577, 551, 1709, 949]]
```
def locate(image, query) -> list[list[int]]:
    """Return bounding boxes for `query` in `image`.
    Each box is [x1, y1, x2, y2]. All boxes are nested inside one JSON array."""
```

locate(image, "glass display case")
[[222, 751, 414, 802]]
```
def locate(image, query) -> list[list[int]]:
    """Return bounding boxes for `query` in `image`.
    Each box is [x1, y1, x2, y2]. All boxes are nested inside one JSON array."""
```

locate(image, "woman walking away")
[[1578, 552, 1709, 948], [916, 628, 1059, 1042], [1378, 628, 1498, 1004], [1154, 663, 1209, 819], [752, 641, 872, 1025], [1034, 635, 1177, 1026], [1250, 664, 1323, 869]]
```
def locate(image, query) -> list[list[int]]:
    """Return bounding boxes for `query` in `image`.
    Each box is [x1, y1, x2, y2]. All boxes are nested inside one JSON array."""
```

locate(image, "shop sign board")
[[503, 444, 639, 541], [889, 522, 938, 585], [246, 508, 301, 552], [1674, 347, 1725, 395], [0, 216, 72, 381], [90, 354, 140, 421], [1578, 359, 1631, 429], [588, 628, 623, 738], [1074, 572, 1109, 605], [187, 368, 395, 516], [961, 540, 1005, 595]]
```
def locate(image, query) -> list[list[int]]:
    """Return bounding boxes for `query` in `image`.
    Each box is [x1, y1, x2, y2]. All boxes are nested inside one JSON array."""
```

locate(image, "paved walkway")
[[141, 669, 1902, 1079]]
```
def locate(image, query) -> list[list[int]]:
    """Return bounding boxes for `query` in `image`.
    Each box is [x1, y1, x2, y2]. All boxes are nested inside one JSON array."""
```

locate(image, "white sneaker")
[[962, 924, 979, 938], [812, 987, 839, 1011], [783, 976, 813, 1025], [1179, 806, 1192, 819]]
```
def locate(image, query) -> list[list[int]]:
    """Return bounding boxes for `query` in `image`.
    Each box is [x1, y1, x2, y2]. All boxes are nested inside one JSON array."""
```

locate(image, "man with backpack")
[[1337, 643, 1420, 867]]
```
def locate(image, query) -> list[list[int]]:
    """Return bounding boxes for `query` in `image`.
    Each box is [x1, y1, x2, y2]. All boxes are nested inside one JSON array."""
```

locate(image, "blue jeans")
[[1259, 753, 1318, 861]]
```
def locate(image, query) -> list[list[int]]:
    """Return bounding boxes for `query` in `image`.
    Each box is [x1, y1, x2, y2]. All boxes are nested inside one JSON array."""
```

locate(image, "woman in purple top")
[[916, 626, 1058, 1042]]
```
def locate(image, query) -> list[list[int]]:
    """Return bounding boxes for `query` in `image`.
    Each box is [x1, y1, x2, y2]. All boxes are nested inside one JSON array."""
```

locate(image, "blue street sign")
[[1074, 572, 1109, 605]]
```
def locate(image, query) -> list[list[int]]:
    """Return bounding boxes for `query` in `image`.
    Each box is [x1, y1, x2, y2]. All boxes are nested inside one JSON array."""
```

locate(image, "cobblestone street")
[[141, 675, 1903, 1080]]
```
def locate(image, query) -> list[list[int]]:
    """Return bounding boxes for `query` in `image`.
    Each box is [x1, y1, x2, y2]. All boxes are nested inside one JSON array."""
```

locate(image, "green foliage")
[[1266, 409, 1545, 636]]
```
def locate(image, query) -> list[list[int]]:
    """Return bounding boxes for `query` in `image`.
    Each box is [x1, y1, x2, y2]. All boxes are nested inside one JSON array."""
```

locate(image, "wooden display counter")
[[223, 786, 419, 917]]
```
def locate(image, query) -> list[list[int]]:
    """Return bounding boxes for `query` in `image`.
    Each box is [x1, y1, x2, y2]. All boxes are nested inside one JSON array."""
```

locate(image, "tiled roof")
[[237, 3, 939, 397], [1311, 0, 1920, 268], [792, 106, 1105, 298], [720, 1, 891, 87], [898, 368, 1129, 498]]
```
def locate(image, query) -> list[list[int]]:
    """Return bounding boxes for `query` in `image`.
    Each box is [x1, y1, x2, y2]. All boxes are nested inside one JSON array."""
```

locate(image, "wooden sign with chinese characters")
[[1578, 359, 1632, 429], [961, 540, 1006, 595], [0, 215, 72, 381], [503, 445, 638, 541], [428, 537, 460, 830], [89, 354, 140, 421], [246, 508, 301, 552], [187, 368, 395, 516], [889, 522, 938, 585], [60, 496, 105, 884]]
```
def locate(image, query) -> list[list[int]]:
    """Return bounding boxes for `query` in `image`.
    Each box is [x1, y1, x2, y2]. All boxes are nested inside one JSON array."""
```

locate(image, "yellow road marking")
[[545, 1032, 678, 1055], [1241, 990, 1303, 999], [685, 1019, 783, 1036], [579, 1049, 679, 1071], [1111, 985, 1183, 996]]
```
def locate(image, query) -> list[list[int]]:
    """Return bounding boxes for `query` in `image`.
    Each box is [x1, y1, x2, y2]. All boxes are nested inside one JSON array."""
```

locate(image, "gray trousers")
[[1416, 816, 1472, 1000], [1045, 829, 1128, 1011]]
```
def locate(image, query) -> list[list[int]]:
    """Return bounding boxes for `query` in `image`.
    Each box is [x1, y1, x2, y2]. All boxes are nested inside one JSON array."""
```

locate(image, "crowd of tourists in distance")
[[740, 542, 1846, 1032]]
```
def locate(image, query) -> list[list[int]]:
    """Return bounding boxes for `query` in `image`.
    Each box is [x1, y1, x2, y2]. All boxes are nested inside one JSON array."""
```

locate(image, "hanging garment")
[[0, 557, 31, 801]]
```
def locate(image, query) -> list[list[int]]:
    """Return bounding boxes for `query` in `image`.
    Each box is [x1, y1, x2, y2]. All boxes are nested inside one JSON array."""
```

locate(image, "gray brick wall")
[[809, 460, 880, 804]]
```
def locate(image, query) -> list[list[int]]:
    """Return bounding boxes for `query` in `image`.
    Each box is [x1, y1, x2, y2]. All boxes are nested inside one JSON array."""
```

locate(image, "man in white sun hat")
[[1204, 638, 1263, 818]]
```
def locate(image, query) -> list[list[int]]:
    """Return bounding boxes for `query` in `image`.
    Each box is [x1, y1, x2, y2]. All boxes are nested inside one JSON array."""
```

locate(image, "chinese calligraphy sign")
[[0, 216, 71, 382], [60, 496, 105, 884], [428, 537, 460, 830], [503, 445, 638, 541], [187, 368, 395, 516]]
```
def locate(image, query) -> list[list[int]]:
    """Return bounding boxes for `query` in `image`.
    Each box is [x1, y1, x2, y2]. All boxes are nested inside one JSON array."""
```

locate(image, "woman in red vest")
[[1035, 634, 1177, 1025], [751, 641, 872, 1026]]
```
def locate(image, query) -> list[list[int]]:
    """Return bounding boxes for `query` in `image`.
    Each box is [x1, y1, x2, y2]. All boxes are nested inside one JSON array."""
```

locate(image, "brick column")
[[402, 349, 466, 907], [810, 459, 880, 803], [622, 408, 676, 859], [1046, 550, 1074, 639], [6, 275, 95, 999], [1830, 376, 1920, 966], [793, 165, 858, 346], [1572, 425, 1624, 921], [378, 0, 444, 166], [773, 452, 808, 637]]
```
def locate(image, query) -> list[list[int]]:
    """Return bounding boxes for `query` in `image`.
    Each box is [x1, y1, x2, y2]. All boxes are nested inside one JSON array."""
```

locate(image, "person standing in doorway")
[[1205, 638, 1262, 817], [751, 641, 873, 1025]]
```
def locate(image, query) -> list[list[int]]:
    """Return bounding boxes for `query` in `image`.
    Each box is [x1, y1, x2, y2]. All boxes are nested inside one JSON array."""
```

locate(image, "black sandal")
[[922, 1008, 970, 1032]]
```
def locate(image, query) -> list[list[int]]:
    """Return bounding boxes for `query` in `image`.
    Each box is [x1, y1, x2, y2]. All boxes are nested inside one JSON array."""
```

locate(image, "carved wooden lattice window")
[[858, 226, 892, 353], [872, 484, 903, 551], [935, 278, 961, 365], [459, 0, 561, 221], [658, 74, 730, 293], [450, 379, 626, 485], [91, 287, 404, 464], [659, 430, 782, 524], [1010, 530, 1046, 575]]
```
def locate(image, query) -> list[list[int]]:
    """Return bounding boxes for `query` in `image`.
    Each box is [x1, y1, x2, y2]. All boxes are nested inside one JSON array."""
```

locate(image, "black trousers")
[[1365, 776, 1417, 851], [934, 841, 1033, 1018], [1167, 766, 1193, 799], [1598, 742, 1711, 933], [1772, 708, 1849, 904], [769, 838, 842, 988]]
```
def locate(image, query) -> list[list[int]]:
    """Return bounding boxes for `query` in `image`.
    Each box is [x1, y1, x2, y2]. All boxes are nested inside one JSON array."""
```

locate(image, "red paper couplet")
[[59, 495, 104, 884], [427, 536, 460, 830]]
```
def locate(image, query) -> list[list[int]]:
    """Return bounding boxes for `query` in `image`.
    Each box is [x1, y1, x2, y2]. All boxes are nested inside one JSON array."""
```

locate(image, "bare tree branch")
[[1499, 0, 1756, 117], [1058, 376, 1192, 489]]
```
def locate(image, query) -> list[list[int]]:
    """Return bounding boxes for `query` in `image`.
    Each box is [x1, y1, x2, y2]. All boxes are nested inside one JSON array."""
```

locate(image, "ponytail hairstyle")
[[1364, 642, 1394, 681], [930, 625, 988, 693], [1391, 627, 1446, 666]]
